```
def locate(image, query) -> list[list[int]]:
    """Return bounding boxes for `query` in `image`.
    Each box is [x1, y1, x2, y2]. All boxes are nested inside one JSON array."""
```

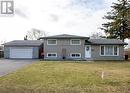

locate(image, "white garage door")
[[10, 47, 33, 58]]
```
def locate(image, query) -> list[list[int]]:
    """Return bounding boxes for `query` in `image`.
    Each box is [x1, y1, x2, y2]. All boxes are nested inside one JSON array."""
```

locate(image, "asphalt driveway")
[[0, 59, 35, 77]]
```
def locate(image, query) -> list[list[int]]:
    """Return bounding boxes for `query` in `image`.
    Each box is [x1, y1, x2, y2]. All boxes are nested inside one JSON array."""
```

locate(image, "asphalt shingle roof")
[[85, 39, 127, 45], [4, 40, 43, 46], [39, 34, 89, 39]]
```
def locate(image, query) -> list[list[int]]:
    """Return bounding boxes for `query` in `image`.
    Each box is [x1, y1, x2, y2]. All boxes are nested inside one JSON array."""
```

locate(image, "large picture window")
[[105, 46, 113, 55], [100, 45, 119, 56]]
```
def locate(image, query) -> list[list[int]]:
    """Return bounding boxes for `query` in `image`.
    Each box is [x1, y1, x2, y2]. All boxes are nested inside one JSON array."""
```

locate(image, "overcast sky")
[[0, 0, 119, 43]]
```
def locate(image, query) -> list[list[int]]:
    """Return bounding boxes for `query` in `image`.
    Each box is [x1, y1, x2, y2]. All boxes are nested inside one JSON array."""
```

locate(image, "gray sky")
[[0, 0, 118, 42]]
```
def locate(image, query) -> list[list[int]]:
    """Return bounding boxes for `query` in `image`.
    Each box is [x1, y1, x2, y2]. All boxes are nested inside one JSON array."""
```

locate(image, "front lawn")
[[0, 61, 130, 93]]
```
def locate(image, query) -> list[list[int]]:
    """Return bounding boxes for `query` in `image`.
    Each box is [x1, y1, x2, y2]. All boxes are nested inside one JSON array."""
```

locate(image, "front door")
[[85, 45, 91, 58]]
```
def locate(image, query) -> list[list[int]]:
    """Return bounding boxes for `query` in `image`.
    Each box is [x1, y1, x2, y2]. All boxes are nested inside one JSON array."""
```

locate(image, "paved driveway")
[[0, 59, 36, 77]]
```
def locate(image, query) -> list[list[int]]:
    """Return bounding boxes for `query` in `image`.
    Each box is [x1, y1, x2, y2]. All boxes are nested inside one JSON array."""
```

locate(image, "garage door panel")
[[10, 47, 33, 58]]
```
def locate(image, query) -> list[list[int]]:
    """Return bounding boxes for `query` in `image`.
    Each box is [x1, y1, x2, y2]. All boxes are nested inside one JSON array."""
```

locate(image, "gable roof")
[[39, 34, 89, 39], [4, 40, 43, 47], [85, 39, 128, 45]]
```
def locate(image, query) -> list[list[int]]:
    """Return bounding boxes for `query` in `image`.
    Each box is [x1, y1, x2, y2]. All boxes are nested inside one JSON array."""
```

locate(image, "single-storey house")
[[4, 40, 43, 59], [4, 34, 127, 60]]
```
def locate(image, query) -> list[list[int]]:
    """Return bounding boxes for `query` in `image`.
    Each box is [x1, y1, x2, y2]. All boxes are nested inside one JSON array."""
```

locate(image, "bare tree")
[[0, 40, 6, 45], [90, 32, 104, 39], [26, 28, 48, 40], [0, 40, 6, 51]]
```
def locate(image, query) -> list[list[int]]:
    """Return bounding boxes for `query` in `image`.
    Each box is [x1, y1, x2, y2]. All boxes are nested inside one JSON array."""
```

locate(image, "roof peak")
[[39, 34, 89, 39], [48, 34, 85, 36]]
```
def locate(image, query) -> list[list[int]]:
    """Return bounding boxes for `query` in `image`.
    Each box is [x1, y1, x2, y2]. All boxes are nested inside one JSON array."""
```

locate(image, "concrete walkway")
[[0, 59, 35, 77]]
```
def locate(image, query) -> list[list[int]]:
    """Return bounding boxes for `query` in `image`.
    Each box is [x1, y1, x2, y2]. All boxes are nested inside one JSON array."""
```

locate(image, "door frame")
[[85, 45, 91, 58]]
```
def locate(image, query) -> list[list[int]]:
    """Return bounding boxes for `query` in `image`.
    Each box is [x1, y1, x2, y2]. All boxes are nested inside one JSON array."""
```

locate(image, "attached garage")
[[10, 47, 33, 58], [4, 40, 43, 59]]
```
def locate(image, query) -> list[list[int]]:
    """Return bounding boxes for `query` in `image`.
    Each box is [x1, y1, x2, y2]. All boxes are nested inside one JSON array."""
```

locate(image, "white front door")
[[85, 45, 91, 58]]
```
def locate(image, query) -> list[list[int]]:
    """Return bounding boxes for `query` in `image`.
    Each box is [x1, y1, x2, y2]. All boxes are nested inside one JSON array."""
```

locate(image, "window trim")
[[47, 39, 57, 45], [70, 53, 81, 58], [47, 53, 57, 58], [70, 39, 81, 45], [100, 45, 119, 56]]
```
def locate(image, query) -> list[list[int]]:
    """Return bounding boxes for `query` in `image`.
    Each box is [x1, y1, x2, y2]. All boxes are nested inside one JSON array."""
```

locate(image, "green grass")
[[0, 61, 130, 93]]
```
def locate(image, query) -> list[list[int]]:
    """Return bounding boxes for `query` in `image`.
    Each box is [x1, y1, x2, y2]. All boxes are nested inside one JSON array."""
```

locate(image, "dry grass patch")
[[0, 61, 130, 93]]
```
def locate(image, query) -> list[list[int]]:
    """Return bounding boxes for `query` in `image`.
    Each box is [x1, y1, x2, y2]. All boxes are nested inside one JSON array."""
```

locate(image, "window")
[[86, 46, 90, 51], [105, 46, 113, 55], [100, 45, 119, 56], [101, 46, 104, 55], [47, 39, 57, 45], [114, 46, 118, 55], [70, 53, 81, 58], [47, 53, 57, 57], [70, 39, 81, 45]]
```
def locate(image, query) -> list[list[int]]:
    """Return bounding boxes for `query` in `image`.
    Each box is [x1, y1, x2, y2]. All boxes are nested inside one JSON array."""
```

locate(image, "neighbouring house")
[[39, 34, 127, 60], [4, 34, 127, 60], [125, 48, 130, 58], [0, 45, 4, 58], [4, 40, 43, 59]]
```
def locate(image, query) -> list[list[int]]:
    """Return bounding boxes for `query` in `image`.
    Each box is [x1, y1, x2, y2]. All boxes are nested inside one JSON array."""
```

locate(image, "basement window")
[[70, 53, 81, 58], [47, 53, 57, 57]]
